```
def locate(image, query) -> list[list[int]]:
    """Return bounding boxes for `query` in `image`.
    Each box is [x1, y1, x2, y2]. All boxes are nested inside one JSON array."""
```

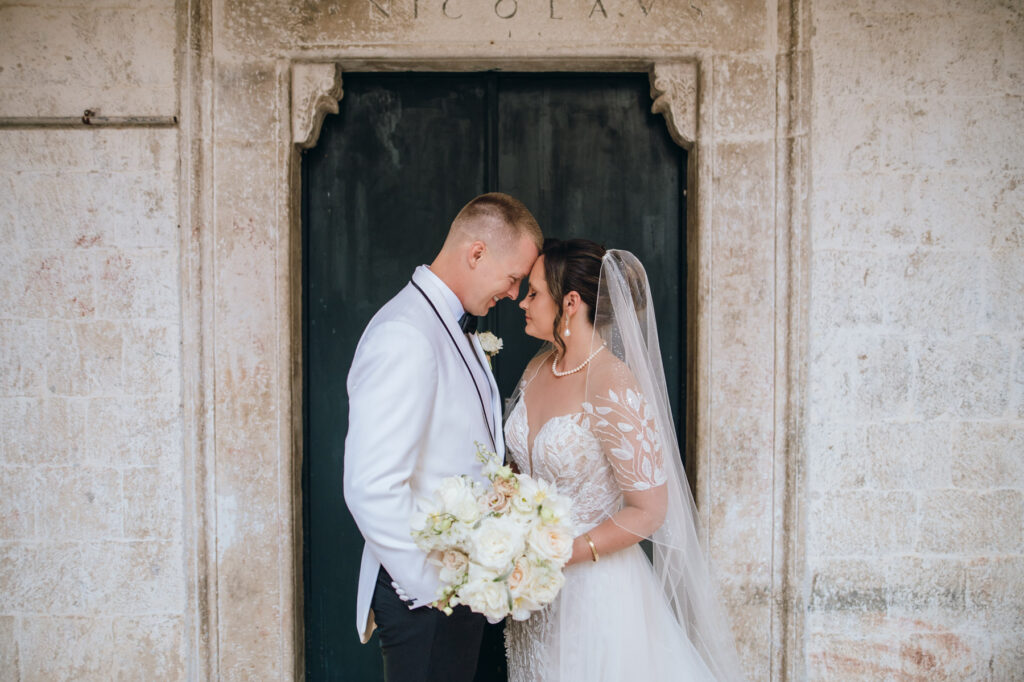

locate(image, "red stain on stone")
[[75, 234, 102, 247]]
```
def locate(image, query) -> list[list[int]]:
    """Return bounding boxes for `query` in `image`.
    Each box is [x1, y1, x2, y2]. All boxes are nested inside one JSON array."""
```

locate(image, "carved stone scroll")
[[292, 62, 343, 149], [649, 61, 698, 148]]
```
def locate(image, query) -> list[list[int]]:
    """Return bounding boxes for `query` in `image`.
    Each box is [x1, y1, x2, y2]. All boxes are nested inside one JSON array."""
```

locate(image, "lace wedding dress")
[[503, 378, 718, 682]]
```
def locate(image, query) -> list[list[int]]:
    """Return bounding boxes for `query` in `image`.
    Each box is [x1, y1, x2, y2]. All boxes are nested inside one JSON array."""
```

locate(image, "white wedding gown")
[[503, 386, 718, 682]]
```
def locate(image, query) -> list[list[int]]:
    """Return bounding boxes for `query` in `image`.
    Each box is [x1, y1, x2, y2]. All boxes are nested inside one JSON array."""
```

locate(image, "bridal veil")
[[505, 249, 745, 681]]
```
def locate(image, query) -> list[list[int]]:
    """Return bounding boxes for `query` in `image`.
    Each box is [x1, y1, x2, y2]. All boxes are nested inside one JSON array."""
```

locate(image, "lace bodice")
[[504, 386, 667, 533], [504, 383, 674, 682]]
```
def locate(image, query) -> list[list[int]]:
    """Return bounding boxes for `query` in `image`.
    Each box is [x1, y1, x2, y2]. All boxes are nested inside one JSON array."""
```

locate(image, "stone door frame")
[[181, 18, 810, 676]]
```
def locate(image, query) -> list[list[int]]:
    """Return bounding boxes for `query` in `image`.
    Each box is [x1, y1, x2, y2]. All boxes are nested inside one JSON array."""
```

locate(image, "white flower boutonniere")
[[477, 331, 503, 366]]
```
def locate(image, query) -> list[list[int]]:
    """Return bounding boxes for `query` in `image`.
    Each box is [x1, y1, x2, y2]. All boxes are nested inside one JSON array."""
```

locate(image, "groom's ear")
[[466, 240, 486, 268]]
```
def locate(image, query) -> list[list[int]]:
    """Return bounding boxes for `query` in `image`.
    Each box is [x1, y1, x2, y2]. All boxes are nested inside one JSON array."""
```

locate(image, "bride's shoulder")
[[587, 352, 636, 393], [517, 349, 555, 387]]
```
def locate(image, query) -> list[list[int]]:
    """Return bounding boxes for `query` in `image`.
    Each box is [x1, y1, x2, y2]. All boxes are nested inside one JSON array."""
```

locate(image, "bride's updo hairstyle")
[[540, 238, 606, 357]]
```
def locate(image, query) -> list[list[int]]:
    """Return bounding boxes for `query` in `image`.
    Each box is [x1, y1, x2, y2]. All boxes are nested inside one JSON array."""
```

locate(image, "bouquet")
[[410, 443, 574, 623]]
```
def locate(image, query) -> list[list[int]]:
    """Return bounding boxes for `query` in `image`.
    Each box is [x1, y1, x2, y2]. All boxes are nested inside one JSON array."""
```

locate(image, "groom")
[[343, 193, 542, 681]]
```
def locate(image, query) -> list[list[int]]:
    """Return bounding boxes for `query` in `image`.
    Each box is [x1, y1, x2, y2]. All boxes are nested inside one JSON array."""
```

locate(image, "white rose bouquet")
[[410, 443, 574, 623]]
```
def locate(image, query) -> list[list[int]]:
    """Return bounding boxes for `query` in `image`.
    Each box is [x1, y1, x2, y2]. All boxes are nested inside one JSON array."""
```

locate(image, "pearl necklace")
[[551, 344, 605, 377]]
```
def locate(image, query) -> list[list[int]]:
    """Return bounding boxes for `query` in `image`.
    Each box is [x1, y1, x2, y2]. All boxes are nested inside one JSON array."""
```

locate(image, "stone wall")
[[0, 1, 187, 679], [806, 0, 1024, 679], [0, 0, 1021, 680]]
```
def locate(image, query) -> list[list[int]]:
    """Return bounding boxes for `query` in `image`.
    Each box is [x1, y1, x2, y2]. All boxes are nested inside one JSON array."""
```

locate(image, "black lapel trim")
[[411, 280, 496, 452]]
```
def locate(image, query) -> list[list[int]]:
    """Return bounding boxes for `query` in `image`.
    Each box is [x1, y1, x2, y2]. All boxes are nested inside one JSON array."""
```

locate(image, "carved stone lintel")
[[292, 63, 343, 149], [649, 61, 698, 148]]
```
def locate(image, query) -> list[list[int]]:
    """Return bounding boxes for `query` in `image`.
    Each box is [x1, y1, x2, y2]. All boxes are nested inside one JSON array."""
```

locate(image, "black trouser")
[[371, 567, 485, 682]]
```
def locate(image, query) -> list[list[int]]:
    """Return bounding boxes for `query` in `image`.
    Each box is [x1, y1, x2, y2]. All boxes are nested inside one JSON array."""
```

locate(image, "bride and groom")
[[343, 193, 744, 681]]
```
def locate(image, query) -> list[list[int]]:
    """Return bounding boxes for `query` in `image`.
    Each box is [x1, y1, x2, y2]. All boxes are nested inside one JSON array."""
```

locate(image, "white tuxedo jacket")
[[343, 266, 504, 643]]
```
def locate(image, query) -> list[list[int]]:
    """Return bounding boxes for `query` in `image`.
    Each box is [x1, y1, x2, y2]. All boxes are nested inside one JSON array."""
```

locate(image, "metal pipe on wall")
[[0, 110, 178, 128]]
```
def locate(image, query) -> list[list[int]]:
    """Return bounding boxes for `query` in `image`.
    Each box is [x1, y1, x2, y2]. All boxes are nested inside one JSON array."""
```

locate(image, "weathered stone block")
[[808, 491, 916, 557], [77, 540, 184, 615], [712, 140, 775, 246], [216, 533, 282, 680], [884, 250, 985, 334], [806, 633, 903, 682], [0, 319, 46, 397], [124, 466, 180, 540], [966, 556, 1024, 631], [814, 10, 1020, 98], [886, 557, 967, 628], [216, 60, 281, 143], [915, 335, 1012, 419], [84, 396, 180, 467], [712, 56, 775, 139], [898, 631, 985, 681], [866, 422, 953, 490], [0, 172, 16, 246], [96, 249, 178, 321], [810, 250, 892, 329], [0, 466, 35, 539], [807, 423, 868, 492], [0, 6, 176, 117], [815, 170, 1023, 252], [953, 422, 1024, 489], [1016, 337, 1024, 420], [980, 248, 1024, 333], [36, 467, 122, 540], [808, 332, 916, 422], [0, 615, 16, 679], [809, 559, 888, 615], [45, 321, 123, 396], [989, 635, 1024, 682], [853, 334, 913, 420], [214, 142, 280, 233], [918, 490, 1023, 554], [0, 543, 86, 613], [12, 169, 178, 251], [13, 614, 184, 681], [110, 616, 186, 681], [122, 321, 180, 396], [1, 251, 94, 320], [15, 616, 114, 681], [0, 397, 88, 465]]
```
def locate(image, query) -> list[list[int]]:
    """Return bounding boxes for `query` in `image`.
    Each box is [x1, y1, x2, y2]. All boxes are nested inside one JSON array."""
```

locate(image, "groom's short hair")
[[448, 193, 543, 251]]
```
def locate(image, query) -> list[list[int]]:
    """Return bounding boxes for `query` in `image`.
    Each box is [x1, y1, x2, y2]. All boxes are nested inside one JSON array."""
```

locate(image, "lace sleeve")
[[582, 386, 667, 492]]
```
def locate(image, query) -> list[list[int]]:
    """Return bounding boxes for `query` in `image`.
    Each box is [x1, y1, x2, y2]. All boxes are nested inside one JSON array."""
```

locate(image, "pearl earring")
[[564, 318, 571, 337]]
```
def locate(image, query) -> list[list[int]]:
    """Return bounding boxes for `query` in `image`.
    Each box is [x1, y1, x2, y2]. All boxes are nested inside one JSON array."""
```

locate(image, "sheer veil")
[[504, 249, 745, 681], [590, 249, 744, 680]]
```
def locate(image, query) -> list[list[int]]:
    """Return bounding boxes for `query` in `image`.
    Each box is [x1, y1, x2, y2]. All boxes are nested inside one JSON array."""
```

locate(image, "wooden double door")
[[302, 72, 686, 680]]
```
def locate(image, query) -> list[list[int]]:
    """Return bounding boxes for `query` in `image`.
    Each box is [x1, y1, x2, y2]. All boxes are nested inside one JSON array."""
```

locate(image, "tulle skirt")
[[506, 544, 718, 681]]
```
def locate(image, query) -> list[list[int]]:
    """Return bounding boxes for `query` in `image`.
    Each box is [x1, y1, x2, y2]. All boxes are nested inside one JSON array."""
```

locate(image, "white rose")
[[493, 475, 518, 498], [438, 549, 470, 584], [437, 476, 481, 524], [472, 514, 527, 571], [506, 555, 533, 597], [510, 476, 540, 514], [457, 564, 509, 623], [481, 489, 511, 515], [527, 522, 574, 564], [524, 563, 565, 606], [477, 331, 503, 355], [509, 594, 541, 621]]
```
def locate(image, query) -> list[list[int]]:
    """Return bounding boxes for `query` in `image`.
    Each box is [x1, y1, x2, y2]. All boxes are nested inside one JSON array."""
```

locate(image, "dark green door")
[[302, 73, 686, 681]]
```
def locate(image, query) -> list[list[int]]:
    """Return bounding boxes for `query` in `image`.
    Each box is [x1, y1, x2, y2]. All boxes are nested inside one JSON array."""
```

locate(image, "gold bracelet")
[[583, 532, 599, 563]]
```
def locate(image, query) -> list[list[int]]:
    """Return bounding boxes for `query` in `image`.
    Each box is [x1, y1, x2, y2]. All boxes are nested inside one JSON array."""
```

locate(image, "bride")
[[503, 239, 745, 681]]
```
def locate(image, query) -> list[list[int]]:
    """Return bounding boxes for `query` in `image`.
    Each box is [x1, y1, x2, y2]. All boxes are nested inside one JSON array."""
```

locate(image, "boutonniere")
[[476, 331, 503, 367]]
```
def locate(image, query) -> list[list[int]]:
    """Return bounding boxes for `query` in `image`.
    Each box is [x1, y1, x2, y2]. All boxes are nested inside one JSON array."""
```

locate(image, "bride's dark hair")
[[540, 238, 606, 357]]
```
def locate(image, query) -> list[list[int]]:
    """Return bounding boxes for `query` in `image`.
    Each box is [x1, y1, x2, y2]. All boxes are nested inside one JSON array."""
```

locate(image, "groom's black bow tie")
[[459, 313, 478, 334]]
